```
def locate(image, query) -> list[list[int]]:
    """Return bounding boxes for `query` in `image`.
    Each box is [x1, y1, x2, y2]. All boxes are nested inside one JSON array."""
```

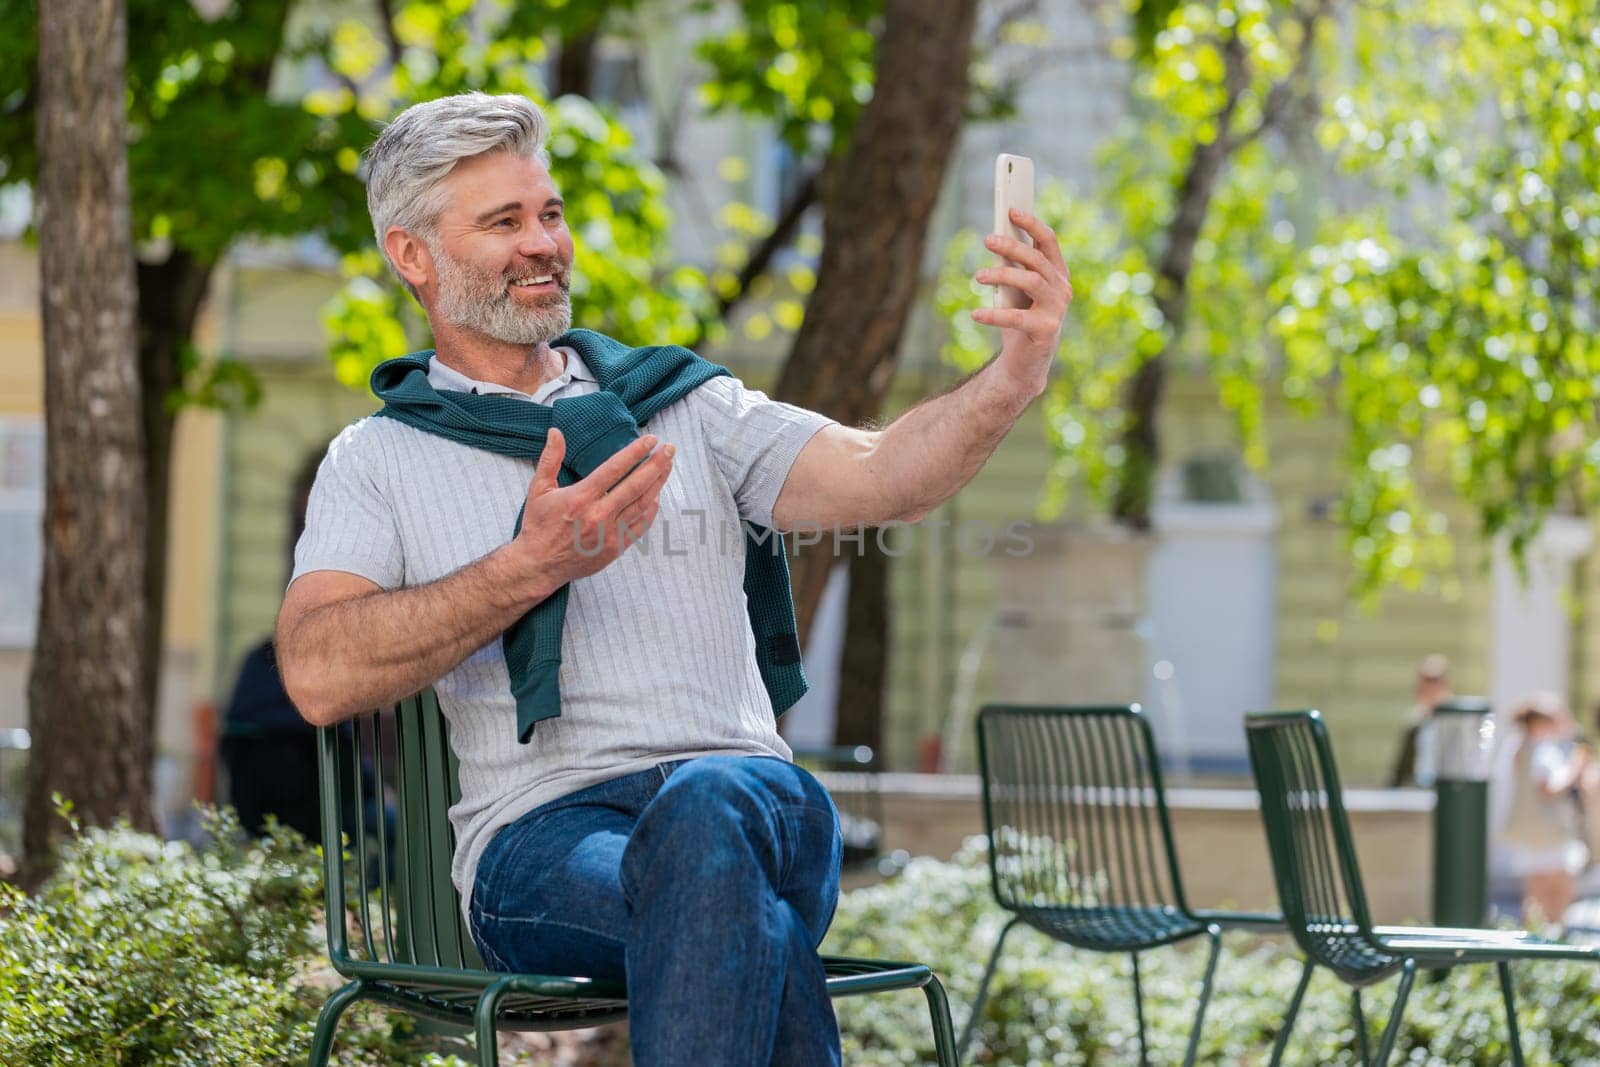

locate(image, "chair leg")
[[1182, 925, 1222, 1067], [1131, 951, 1150, 1067], [1372, 960, 1417, 1067], [1351, 989, 1370, 1065], [921, 972, 962, 1067], [957, 914, 1020, 1060], [1268, 960, 1315, 1067], [474, 976, 516, 1067], [306, 980, 366, 1067], [1497, 962, 1525, 1067]]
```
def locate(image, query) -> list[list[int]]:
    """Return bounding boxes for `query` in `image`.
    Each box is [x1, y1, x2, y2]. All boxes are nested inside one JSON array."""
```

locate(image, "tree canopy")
[[940, 0, 1600, 596]]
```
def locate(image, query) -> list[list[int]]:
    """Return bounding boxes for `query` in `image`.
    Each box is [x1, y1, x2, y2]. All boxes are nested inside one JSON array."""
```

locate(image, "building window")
[[0, 419, 43, 648]]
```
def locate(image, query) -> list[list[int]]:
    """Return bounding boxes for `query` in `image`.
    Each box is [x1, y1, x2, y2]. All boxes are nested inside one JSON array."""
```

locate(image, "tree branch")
[[688, 165, 822, 350], [1222, 0, 1333, 153], [373, 0, 404, 69]]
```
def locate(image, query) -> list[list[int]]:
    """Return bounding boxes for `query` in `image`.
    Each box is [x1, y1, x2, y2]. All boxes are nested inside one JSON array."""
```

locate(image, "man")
[[1391, 653, 1451, 788], [276, 91, 1071, 1065]]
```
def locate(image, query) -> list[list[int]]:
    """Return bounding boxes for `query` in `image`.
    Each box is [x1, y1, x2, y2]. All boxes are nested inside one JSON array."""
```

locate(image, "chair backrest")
[[318, 690, 484, 973], [1245, 710, 1384, 972], [975, 705, 1191, 915]]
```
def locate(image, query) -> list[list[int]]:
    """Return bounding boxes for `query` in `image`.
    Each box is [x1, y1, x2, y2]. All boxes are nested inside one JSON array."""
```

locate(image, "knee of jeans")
[[683, 756, 838, 816], [623, 760, 780, 886], [660, 757, 774, 820]]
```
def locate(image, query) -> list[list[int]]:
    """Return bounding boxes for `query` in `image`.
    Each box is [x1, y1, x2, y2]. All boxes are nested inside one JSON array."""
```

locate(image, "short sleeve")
[[289, 421, 405, 591], [690, 375, 836, 528]]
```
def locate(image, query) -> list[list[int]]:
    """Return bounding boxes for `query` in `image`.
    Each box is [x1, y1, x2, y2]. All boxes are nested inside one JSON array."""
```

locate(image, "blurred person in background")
[[1573, 703, 1600, 901], [1495, 691, 1588, 923], [1390, 653, 1451, 788]]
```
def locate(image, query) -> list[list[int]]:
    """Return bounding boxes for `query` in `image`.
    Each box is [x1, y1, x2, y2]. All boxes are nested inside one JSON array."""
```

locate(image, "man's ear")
[[383, 226, 434, 292]]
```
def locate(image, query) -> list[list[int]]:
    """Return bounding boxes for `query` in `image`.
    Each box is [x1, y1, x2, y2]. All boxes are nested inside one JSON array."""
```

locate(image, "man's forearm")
[[276, 545, 551, 725], [869, 355, 1042, 522]]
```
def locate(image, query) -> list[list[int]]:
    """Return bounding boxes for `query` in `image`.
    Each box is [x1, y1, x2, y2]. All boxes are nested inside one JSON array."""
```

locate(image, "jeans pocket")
[[472, 823, 520, 924], [467, 902, 510, 972]]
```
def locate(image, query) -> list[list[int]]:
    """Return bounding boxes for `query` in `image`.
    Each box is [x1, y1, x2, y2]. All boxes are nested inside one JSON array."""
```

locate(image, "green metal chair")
[[966, 704, 1282, 1066], [1246, 710, 1600, 1067], [306, 691, 962, 1067]]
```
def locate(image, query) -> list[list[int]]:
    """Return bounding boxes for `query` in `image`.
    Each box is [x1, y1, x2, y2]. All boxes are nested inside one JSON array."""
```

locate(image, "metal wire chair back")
[[976, 705, 1192, 929], [319, 690, 483, 973], [1245, 710, 1402, 984]]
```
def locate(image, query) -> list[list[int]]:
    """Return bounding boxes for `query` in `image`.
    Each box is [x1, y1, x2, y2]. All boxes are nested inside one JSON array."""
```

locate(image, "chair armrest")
[[1193, 908, 1287, 933]]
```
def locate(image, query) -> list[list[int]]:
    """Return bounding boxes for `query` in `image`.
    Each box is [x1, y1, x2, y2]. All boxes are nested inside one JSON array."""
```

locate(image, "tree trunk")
[[774, 0, 981, 641], [833, 539, 890, 753], [554, 27, 600, 98], [25, 0, 150, 880], [1110, 29, 1256, 527]]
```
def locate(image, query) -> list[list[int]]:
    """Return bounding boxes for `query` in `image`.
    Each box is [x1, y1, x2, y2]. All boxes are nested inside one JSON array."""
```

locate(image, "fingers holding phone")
[[991, 153, 1036, 309], [971, 154, 1073, 393]]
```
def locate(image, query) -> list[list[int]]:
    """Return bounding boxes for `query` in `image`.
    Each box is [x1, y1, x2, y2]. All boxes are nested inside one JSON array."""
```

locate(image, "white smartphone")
[[993, 153, 1036, 309]]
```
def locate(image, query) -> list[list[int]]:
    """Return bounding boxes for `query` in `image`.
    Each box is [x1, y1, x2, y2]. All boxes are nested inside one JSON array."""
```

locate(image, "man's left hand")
[[972, 208, 1073, 398]]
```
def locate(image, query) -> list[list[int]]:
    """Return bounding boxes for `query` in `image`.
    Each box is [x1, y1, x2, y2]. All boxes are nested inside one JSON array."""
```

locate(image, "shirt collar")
[[426, 346, 596, 403]]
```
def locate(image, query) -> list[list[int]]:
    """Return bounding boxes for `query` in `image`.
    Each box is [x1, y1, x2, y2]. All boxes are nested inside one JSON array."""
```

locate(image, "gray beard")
[[432, 247, 573, 345]]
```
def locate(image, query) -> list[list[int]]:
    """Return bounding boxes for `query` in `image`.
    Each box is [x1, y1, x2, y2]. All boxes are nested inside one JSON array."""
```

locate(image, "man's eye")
[[495, 218, 516, 228], [543, 212, 563, 223]]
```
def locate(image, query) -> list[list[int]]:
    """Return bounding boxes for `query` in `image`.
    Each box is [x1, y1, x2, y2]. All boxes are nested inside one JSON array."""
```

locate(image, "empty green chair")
[[305, 691, 962, 1067], [1246, 710, 1600, 1067], [966, 704, 1282, 1066]]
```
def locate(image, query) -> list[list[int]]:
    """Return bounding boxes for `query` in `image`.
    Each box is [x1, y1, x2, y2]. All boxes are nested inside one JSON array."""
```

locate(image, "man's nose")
[[516, 227, 560, 260]]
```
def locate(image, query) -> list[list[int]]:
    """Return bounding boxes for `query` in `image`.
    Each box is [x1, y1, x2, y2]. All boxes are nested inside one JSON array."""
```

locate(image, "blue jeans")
[[469, 755, 845, 1066]]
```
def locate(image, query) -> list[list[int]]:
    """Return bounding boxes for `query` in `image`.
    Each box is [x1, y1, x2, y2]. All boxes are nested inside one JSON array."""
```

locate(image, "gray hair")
[[365, 92, 551, 278]]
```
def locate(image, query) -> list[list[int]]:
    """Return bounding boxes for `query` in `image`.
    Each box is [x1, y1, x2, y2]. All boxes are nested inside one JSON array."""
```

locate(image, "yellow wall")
[[0, 242, 43, 415], [1162, 372, 1493, 784]]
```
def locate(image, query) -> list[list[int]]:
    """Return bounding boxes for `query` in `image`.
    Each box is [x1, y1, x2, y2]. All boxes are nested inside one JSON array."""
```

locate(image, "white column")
[[1489, 516, 1593, 716]]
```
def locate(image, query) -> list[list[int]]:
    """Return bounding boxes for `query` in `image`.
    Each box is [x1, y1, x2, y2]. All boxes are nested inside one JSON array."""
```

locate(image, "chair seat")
[[1015, 904, 1209, 951], [363, 979, 629, 1032], [338, 955, 934, 1031], [1299, 924, 1404, 986]]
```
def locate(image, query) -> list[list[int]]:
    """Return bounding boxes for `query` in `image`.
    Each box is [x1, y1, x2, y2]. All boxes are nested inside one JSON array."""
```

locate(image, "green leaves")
[[1276, 0, 1600, 592], [0, 0, 720, 398], [0, 810, 322, 1067], [0, 808, 484, 1066], [696, 0, 880, 156], [937, 183, 1166, 517], [824, 840, 1600, 1064], [937, 0, 1318, 524], [938, 0, 1599, 595]]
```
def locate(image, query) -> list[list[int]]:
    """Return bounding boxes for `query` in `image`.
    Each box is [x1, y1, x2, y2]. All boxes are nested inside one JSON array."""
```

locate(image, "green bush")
[[823, 838, 1600, 1066], [0, 807, 469, 1067], [8, 815, 1599, 1065]]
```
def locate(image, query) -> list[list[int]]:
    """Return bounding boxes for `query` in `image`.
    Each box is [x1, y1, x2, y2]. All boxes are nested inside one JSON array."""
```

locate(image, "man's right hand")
[[511, 428, 676, 594]]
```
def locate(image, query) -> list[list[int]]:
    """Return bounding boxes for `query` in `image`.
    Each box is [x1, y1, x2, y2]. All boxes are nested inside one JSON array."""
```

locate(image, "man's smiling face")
[[424, 150, 576, 345]]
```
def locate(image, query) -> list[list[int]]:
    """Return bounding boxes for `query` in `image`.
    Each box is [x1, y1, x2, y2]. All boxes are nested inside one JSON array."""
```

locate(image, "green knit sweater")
[[370, 329, 808, 743]]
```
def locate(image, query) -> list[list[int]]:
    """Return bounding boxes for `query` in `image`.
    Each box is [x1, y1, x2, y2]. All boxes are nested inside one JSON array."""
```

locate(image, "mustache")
[[502, 260, 571, 289]]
